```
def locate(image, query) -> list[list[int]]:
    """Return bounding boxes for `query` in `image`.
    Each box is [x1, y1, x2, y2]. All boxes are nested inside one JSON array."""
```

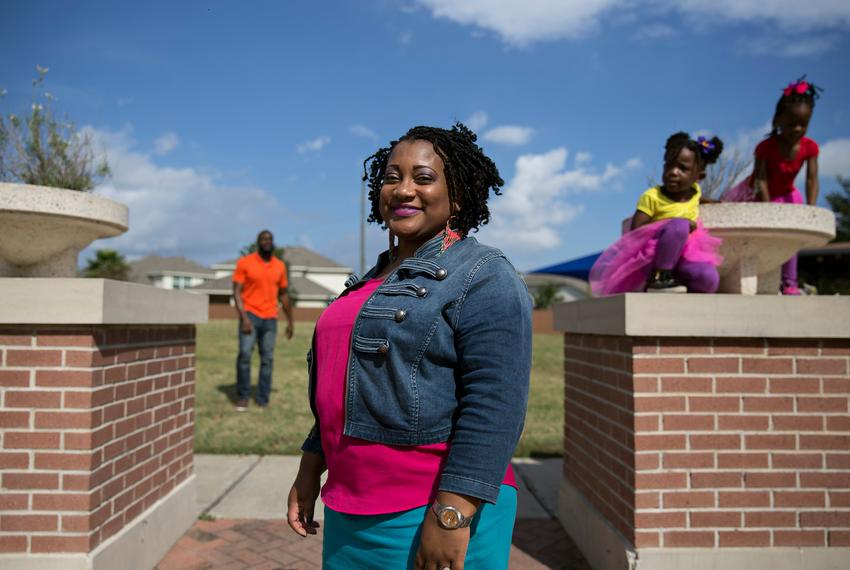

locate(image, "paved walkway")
[[157, 455, 591, 569]]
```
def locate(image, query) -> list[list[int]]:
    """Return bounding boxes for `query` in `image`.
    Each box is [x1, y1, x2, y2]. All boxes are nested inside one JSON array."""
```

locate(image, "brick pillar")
[[555, 294, 850, 570], [1, 326, 195, 553], [0, 278, 206, 570]]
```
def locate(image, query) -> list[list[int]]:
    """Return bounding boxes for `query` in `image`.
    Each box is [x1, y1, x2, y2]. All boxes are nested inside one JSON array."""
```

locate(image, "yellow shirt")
[[636, 184, 701, 223]]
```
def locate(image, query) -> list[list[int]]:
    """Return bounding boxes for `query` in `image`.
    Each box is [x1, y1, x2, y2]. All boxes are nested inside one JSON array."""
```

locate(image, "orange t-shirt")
[[232, 252, 288, 319]]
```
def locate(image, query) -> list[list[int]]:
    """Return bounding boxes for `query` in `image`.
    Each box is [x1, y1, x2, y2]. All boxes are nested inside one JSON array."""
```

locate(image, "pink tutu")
[[720, 177, 756, 202], [589, 219, 723, 296]]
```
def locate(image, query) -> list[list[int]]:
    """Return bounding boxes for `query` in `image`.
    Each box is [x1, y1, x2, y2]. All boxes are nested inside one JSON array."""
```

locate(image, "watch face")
[[439, 509, 460, 528]]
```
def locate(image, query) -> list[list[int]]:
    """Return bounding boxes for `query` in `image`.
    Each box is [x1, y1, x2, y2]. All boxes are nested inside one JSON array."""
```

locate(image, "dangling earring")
[[441, 218, 461, 253], [388, 230, 398, 262]]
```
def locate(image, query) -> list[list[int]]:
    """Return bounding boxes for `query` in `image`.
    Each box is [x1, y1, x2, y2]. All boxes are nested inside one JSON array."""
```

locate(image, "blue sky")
[[3, 1, 849, 273]]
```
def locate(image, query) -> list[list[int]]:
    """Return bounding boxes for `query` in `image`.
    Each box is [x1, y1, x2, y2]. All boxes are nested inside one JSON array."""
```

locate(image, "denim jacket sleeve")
[[438, 255, 532, 504]]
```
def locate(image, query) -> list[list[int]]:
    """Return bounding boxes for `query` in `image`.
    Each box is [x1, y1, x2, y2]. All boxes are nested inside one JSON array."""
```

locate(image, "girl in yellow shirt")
[[591, 132, 724, 294]]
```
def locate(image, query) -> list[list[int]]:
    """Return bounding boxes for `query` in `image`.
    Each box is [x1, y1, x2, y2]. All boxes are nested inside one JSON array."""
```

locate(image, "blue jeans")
[[236, 312, 277, 404]]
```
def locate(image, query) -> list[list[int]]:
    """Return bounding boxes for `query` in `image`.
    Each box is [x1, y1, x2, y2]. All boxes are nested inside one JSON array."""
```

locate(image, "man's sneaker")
[[646, 270, 687, 293], [256, 401, 269, 409], [235, 399, 249, 412]]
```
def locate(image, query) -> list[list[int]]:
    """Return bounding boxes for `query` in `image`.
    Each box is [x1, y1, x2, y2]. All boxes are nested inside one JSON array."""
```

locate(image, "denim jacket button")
[[435, 268, 448, 280], [377, 343, 389, 354], [416, 286, 428, 297], [394, 309, 407, 322]]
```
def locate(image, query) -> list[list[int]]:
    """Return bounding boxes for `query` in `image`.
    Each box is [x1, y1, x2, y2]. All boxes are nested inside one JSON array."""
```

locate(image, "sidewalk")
[[157, 455, 591, 569]]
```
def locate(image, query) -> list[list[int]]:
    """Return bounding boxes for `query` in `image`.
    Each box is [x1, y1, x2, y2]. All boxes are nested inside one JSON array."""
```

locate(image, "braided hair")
[[770, 75, 822, 137], [664, 132, 723, 170], [362, 123, 504, 236]]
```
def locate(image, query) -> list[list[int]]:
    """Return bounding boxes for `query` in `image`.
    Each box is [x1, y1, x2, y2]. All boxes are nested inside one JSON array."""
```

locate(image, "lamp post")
[[359, 178, 366, 276]]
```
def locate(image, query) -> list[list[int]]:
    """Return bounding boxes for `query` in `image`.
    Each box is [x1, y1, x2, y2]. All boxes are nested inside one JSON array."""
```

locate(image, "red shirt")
[[231, 252, 288, 319], [754, 136, 819, 199]]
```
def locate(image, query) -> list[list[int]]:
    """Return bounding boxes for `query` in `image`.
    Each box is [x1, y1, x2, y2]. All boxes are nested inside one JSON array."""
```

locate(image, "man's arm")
[[233, 282, 252, 334], [279, 288, 294, 340]]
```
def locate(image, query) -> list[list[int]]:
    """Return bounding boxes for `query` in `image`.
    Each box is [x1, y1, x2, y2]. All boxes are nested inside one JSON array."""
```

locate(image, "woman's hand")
[[415, 491, 479, 570], [415, 511, 471, 570], [287, 453, 325, 537]]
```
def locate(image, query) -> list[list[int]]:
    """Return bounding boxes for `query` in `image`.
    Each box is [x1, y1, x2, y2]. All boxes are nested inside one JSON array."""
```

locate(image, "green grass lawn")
[[194, 320, 564, 457]]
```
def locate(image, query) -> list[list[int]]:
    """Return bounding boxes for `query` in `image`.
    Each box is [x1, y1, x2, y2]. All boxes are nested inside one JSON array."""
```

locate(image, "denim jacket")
[[301, 233, 532, 504]]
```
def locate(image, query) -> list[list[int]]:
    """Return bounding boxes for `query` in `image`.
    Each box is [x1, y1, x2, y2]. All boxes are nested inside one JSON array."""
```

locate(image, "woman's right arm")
[[287, 451, 326, 537]]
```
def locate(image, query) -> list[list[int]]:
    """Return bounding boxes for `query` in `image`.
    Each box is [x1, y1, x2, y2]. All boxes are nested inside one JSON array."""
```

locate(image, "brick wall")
[[564, 334, 850, 550], [0, 325, 195, 555]]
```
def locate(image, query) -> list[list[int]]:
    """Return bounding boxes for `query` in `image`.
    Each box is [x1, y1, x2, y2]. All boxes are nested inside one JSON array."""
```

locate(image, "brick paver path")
[[157, 518, 591, 569]]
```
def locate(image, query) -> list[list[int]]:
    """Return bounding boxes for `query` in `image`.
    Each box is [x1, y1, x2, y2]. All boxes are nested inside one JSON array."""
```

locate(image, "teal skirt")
[[323, 485, 517, 570]]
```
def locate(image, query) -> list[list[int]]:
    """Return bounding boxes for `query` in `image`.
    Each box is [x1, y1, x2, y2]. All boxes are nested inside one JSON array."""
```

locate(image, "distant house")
[[128, 256, 216, 290], [522, 273, 591, 305], [128, 247, 354, 319], [197, 246, 354, 318]]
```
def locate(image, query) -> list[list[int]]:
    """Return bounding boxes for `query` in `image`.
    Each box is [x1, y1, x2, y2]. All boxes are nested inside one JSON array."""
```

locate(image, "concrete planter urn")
[[0, 182, 128, 277], [700, 203, 835, 294]]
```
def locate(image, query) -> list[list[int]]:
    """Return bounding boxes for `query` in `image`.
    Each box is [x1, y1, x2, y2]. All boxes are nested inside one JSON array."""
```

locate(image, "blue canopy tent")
[[529, 252, 601, 281]]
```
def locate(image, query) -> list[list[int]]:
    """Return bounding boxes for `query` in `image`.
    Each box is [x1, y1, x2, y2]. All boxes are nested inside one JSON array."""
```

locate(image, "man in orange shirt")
[[232, 230, 294, 411]]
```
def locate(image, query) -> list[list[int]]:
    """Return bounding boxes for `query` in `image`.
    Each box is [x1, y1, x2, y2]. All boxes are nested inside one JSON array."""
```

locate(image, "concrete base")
[[0, 476, 197, 570], [554, 294, 850, 338], [559, 478, 636, 570], [0, 278, 208, 324], [635, 547, 850, 570], [559, 478, 850, 570]]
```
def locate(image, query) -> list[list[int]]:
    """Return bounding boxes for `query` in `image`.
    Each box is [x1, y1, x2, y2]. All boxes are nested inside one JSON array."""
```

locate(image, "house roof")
[[522, 273, 591, 293], [187, 274, 336, 299], [128, 255, 216, 284], [212, 246, 351, 271]]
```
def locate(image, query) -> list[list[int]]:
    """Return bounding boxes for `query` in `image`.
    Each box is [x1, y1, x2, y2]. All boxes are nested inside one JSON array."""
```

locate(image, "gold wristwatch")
[[432, 502, 473, 529]]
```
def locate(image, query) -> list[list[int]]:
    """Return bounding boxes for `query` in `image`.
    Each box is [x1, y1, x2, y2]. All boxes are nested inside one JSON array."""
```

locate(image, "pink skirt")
[[720, 177, 756, 202], [589, 219, 723, 296]]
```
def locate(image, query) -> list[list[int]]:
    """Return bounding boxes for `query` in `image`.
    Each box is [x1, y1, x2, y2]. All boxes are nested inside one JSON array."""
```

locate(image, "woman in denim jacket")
[[287, 123, 532, 570]]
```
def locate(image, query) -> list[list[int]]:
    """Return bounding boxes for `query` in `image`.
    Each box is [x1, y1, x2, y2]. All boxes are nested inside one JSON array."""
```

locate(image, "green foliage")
[[826, 176, 850, 243], [533, 281, 560, 309], [0, 65, 109, 191], [83, 249, 130, 281]]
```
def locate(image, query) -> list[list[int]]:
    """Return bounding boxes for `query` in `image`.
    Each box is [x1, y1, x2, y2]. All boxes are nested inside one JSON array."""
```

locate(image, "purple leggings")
[[772, 189, 804, 288], [654, 218, 719, 293]]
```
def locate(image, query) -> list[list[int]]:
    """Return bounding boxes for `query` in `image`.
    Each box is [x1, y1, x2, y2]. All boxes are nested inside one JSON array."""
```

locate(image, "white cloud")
[[483, 125, 534, 146], [350, 125, 378, 140], [415, 0, 624, 46], [633, 23, 676, 39], [668, 0, 850, 31], [486, 147, 640, 250], [575, 151, 592, 165], [297, 135, 331, 153], [85, 126, 290, 263], [153, 132, 179, 155], [399, 31, 414, 44], [464, 111, 489, 131], [414, 0, 850, 46], [819, 138, 850, 178], [737, 35, 838, 56]]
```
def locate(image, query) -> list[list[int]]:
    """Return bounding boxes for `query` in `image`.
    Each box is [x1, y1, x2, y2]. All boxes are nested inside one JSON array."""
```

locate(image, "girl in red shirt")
[[742, 77, 822, 295]]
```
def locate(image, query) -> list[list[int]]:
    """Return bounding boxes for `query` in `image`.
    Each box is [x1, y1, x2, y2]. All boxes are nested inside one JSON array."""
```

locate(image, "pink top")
[[315, 277, 515, 515], [754, 136, 819, 199]]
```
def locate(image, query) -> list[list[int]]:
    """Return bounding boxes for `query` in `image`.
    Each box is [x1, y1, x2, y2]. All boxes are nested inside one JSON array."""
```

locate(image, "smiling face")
[[379, 139, 454, 254], [662, 146, 702, 196], [776, 101, 812, 145]]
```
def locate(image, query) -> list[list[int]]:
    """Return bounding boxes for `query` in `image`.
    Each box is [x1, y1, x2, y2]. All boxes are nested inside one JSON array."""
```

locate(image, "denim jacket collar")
[[363, 232, 467, 282]]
